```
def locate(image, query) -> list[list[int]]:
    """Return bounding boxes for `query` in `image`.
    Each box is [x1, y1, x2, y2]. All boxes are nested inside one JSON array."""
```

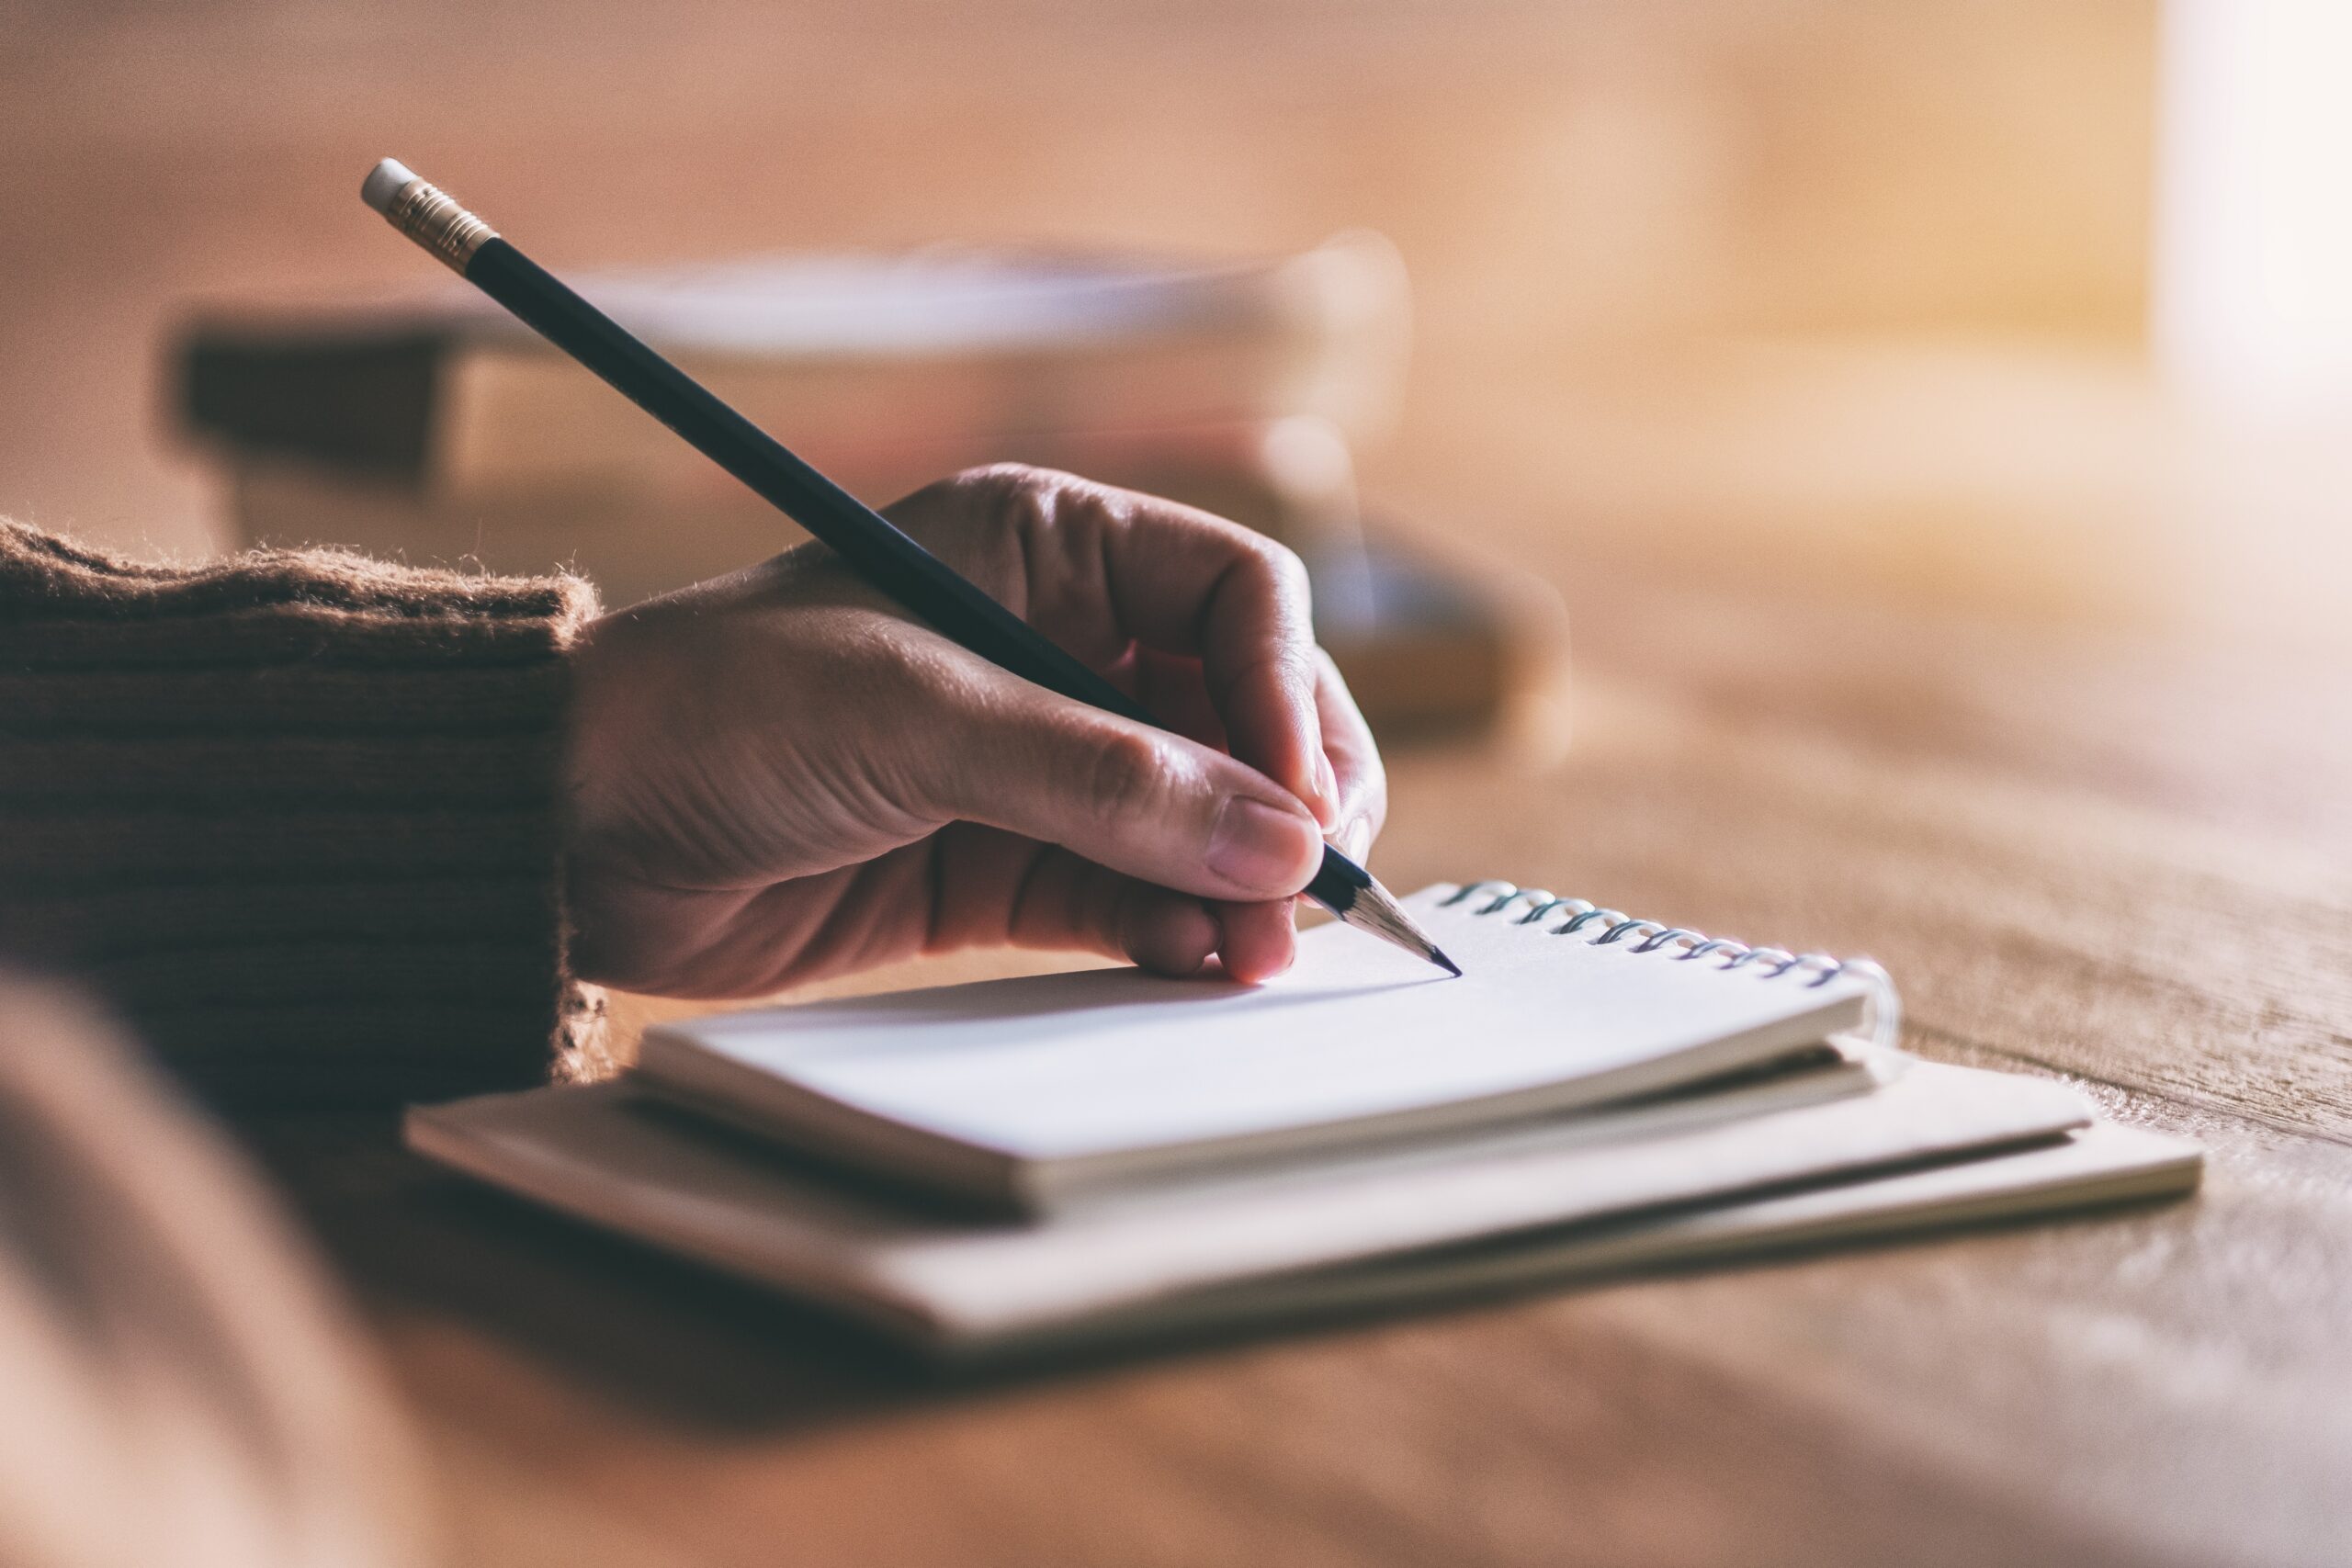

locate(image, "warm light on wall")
[[2155, 0, 2352, 411]]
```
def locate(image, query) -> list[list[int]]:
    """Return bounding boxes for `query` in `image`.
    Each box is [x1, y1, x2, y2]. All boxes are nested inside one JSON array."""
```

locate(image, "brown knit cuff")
[[0, 519, 605, 1111]]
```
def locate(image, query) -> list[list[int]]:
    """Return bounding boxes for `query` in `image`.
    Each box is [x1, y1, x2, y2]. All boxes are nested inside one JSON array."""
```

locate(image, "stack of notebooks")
[[407, 883, 2200, 1362]]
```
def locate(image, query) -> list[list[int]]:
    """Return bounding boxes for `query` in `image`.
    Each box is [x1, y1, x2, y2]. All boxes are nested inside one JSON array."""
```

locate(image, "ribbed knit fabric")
[[0, 520, 609, 1110]]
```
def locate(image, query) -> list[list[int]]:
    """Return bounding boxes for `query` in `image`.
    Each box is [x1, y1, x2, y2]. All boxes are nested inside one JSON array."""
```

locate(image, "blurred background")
[[2, 0, 2346, 668], [7, 11, 2351, 1562]]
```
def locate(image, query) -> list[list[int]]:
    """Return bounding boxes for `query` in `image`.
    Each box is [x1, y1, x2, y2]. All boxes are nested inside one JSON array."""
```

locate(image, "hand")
[[564, 465, 1387, 998]]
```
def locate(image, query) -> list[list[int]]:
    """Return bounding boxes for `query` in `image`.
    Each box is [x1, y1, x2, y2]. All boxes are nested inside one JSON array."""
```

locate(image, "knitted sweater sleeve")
[[0, 520, 610, 1110]]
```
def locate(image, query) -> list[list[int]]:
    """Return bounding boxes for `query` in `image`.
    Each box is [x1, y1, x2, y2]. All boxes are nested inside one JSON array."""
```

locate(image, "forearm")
[[0, 520, 605, 1109]]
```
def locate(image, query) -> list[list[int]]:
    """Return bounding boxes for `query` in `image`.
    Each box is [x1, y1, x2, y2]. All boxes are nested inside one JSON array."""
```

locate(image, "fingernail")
[[1340, 816, 1372, 861], [1207, 796, 1318, 892]]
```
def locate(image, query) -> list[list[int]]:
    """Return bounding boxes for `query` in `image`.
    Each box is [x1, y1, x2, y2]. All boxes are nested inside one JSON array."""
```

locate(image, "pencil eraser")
[[362, 159, 417, 214]]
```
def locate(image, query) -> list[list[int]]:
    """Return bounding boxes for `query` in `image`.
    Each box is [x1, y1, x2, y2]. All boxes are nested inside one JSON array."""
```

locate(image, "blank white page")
[[642, 885, 1877, 1164]]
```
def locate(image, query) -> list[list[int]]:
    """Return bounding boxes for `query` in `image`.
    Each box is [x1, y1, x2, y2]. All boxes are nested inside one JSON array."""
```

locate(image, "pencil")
[[360, 159, 1458, 976]]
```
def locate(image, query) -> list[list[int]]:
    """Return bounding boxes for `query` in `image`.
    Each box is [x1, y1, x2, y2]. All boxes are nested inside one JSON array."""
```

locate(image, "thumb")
[[912, 671, 1324, 902]]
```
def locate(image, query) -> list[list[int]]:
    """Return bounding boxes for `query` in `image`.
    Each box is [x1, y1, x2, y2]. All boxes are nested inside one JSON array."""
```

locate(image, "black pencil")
[[360, 159, 1457, 975]]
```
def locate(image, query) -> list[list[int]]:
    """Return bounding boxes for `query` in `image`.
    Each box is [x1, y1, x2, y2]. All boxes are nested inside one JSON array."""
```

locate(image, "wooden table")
[[9, 6, 2343, 1555], [254, 365, 2352, 1565]]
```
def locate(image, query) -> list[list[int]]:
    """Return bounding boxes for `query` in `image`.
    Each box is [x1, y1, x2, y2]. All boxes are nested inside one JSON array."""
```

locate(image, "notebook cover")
[[404, 1055, 2107, 1354]]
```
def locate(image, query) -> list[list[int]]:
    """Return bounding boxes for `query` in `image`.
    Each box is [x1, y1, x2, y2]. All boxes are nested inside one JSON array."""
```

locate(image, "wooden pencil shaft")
[[458, 238, 1369, 915], [464, 242, 1149, 723]]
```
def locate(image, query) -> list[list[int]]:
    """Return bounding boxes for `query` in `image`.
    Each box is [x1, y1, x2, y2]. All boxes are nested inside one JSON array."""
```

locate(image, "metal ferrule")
[[379, 175, 498, 272]]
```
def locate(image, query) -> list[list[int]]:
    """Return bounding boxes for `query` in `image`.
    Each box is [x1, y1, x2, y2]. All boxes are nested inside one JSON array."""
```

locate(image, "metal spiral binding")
[[1439, 881, 1900, 1051]]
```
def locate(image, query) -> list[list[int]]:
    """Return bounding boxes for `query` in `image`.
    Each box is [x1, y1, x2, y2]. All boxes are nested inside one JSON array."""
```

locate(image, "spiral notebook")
[[628, 884, 1894, 1212], [406, 881, 2200, 1359]]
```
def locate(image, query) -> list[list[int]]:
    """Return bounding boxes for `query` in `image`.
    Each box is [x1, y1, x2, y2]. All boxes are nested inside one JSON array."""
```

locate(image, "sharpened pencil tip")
[[1334, 874, 1464, 976]]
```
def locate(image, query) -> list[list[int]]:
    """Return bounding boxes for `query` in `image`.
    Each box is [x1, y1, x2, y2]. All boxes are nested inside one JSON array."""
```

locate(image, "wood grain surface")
[[253, 484, 2352, 1566], [13, 3, 2348, 1561]]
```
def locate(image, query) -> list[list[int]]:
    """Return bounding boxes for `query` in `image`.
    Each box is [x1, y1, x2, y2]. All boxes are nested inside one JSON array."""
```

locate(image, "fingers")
[[1123, 886, 1226, 976], [1314, 649, 1387, 862], [903, 658, 1324, 904], [908, 467, 1340, 827], [932, 835, 1292, 981], [869, 466, 1382, 987], [1209, 898, 1298, 984], [996, 849, 1224, 976], [1046, 875, 1295, 984], [1097, 496, 1337, 829]]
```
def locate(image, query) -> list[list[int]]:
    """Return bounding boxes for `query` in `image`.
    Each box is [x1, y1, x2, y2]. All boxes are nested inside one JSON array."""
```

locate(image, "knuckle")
[[954, 464, 1104, 570], [1256, 536, 1312, 596], [1077, 728, 1172, 821], [953, 462, 1075, 514], [1219, 526, 1308, 592], [1235, 535, 1317, 631], [895, 464, 1076, 546], [892, 469, 980, 516]]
